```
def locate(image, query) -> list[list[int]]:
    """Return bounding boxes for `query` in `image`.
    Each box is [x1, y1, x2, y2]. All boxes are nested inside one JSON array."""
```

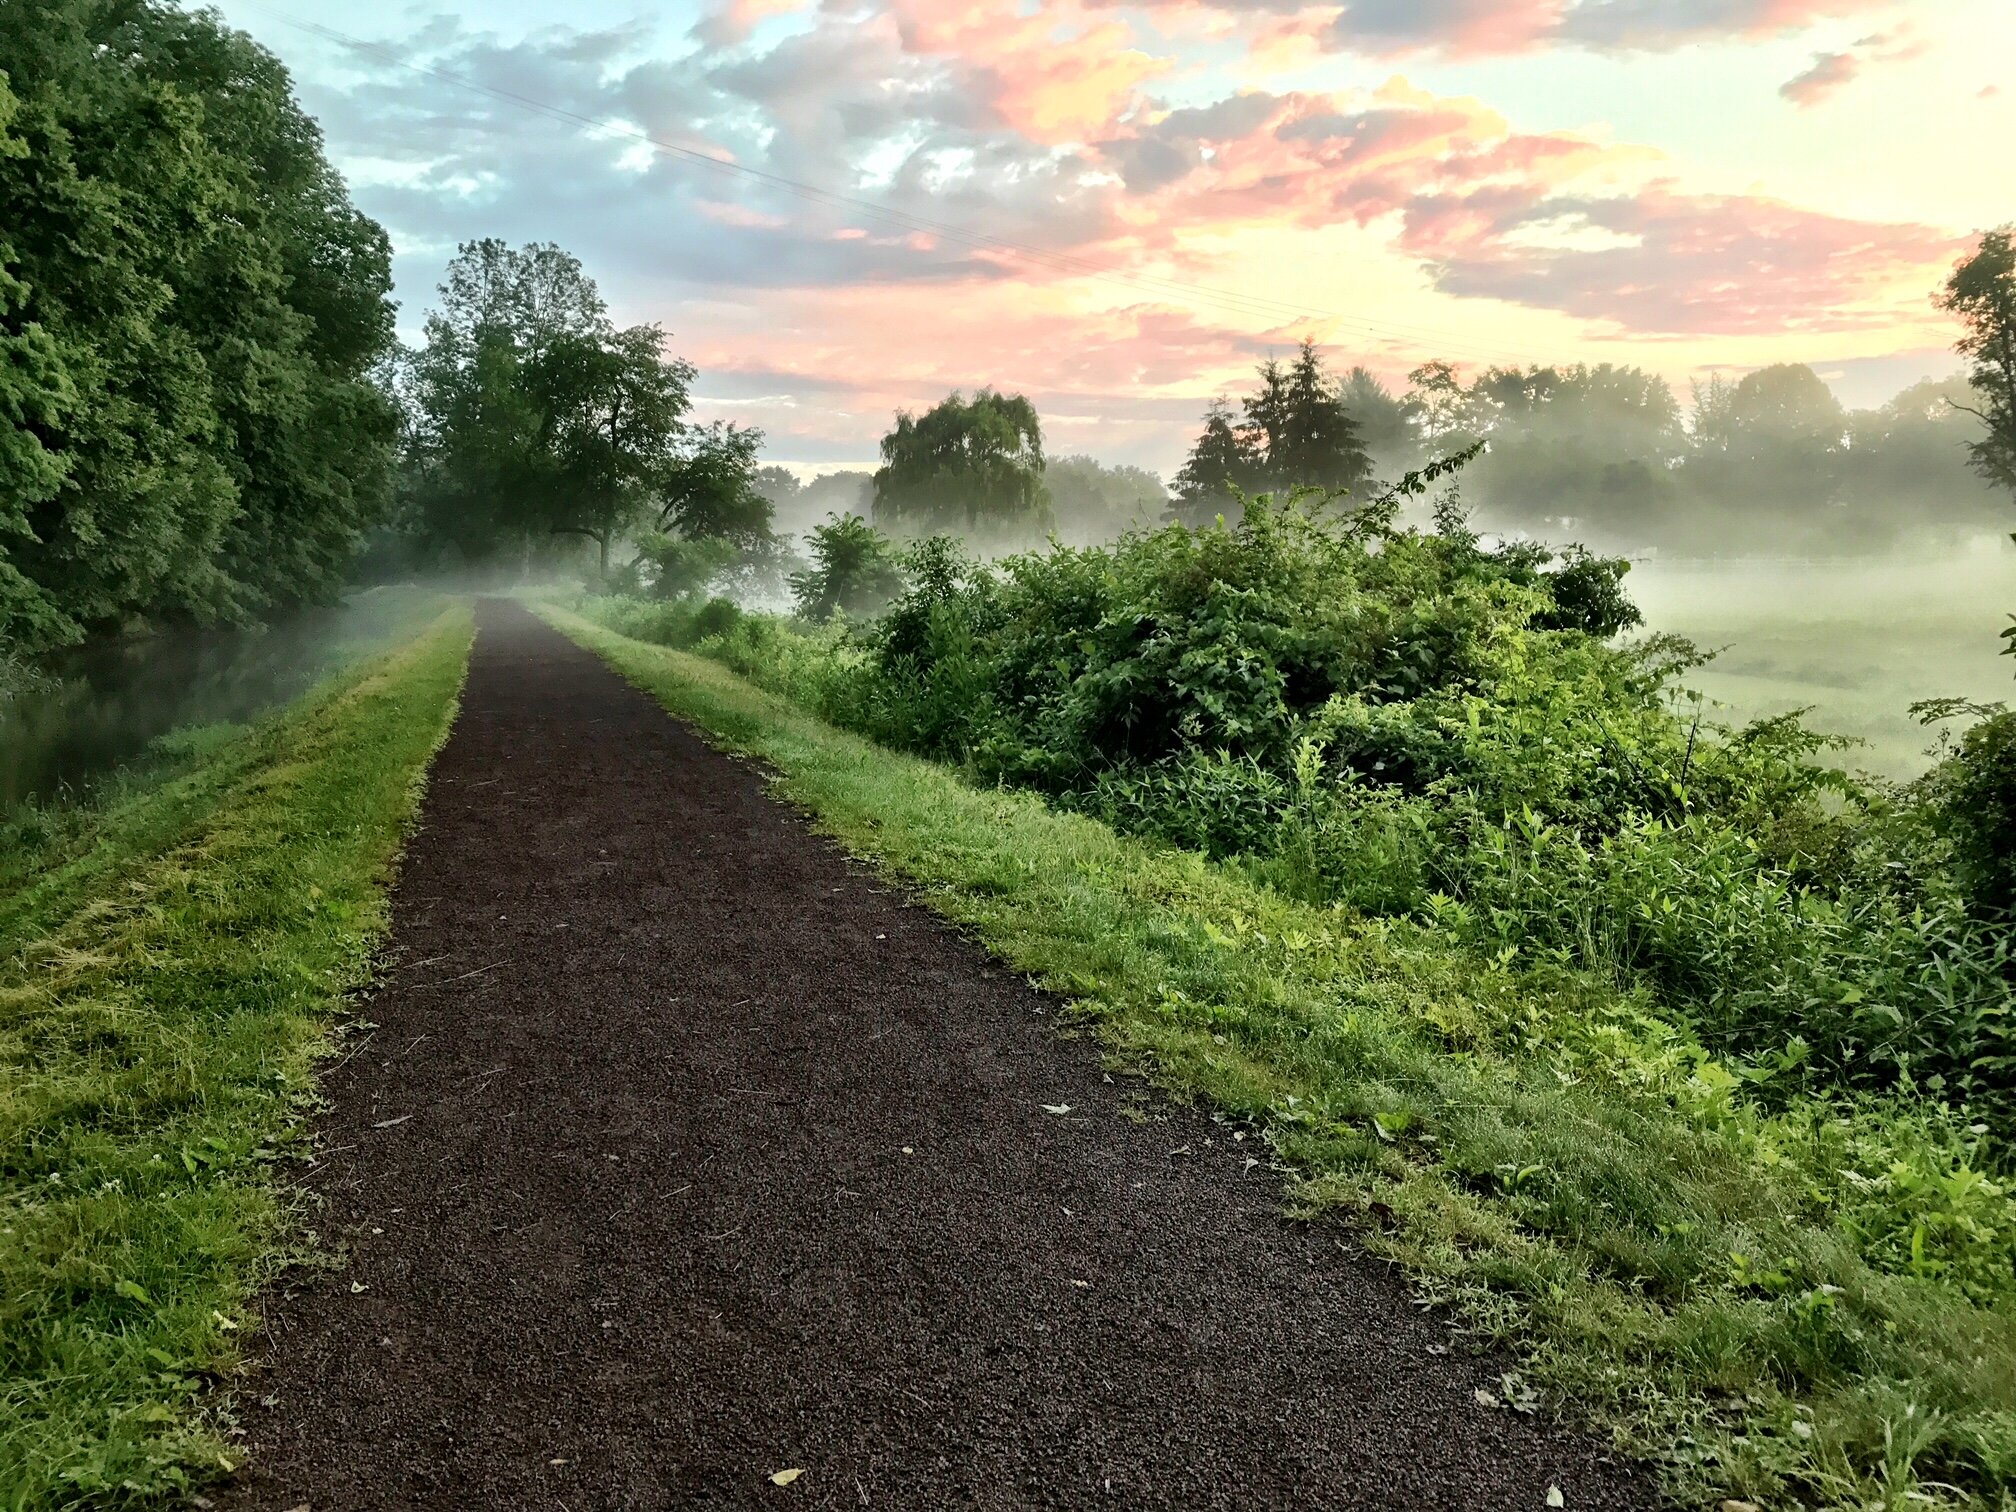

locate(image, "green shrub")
[[576, 491, 2016, 1135]]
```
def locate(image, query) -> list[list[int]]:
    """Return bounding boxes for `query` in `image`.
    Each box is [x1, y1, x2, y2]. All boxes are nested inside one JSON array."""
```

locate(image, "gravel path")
[[216, 599, 1649, 1510]]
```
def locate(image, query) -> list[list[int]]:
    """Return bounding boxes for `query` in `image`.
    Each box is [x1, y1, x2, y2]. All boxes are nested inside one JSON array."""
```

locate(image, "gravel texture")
[[215, 599, 1650, 1510]]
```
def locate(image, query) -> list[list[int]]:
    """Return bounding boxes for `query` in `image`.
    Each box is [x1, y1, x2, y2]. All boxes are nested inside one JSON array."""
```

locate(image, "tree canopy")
[[1939, 226, 2016, 498], [871, 389, 1053, 545], [1046, 455, 1166, 545], [1169, 341, 1371, 525], [0, 0, 398, 651], [397, 239, 747, 575]]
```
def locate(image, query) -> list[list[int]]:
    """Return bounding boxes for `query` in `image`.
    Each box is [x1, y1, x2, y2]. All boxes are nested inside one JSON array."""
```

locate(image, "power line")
[[234, 1, 1545, 369]]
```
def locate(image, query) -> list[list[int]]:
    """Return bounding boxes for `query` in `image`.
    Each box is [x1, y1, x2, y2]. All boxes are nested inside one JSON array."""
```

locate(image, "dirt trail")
[[218, 599, 1647, 1510]]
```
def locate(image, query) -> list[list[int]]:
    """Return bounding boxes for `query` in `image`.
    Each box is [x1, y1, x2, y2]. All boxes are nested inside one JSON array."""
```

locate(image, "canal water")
[[0, 587, 446, 812]]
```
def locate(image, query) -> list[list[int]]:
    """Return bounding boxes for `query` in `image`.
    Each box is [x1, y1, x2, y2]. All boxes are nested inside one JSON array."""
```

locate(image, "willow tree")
[[871, 389, 1053, 546]]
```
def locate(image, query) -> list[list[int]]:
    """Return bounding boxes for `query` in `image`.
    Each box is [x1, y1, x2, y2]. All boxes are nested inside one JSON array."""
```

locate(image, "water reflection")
[[0, 588, 447, 812]]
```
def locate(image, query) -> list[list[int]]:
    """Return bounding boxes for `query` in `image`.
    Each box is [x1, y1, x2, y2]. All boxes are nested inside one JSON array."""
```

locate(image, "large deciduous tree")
[[871, 389, 1053, 545], [1939, 227, 2016, 498], [400, 240, 699, 574], [0, 0, 398, 651], [1046, 455, 1166, 545]]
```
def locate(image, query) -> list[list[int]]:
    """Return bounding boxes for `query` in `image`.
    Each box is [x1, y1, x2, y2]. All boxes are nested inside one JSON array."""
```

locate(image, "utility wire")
[[235, 1, 1545, 368]]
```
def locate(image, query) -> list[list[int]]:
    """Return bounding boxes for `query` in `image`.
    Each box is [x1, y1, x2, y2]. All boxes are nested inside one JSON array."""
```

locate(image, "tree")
[[657, 422, 774, 547], [1938, 227, 2016, 497], [401, 240, 695, 572], [540, 323, 692, 574], [1456, 363, 1683, 544], [753, 465, 802, 511], [871, 389, 1053, 545], [790, 513, 906, 621], [1405, 360, 1478, 447], [0, 0, 398, 650], [1339, 367, 1422, 478], [1171, 343, 1372, 528], [1266, 340, 1371, 496], [1680, 364, 1845, 547], [1169, 398, 1259, 526], [1839, 377, 2007, 546], [1045, 455, 1166, 545]]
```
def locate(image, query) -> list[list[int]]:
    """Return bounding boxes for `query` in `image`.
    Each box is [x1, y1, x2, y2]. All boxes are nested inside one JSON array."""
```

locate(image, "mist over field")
[[1631, 539, 2016, 777]]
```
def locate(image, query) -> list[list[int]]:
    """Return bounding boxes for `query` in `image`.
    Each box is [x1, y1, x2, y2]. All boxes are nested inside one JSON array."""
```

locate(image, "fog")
[[0, 585, 454, 813], [1630, 534, 2015, 779]]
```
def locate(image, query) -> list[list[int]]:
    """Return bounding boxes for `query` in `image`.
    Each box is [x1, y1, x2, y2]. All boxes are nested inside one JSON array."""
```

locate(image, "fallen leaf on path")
[[770, 1468, 804, 1486], [1041, 1104, 1072, 1115], [1546, 1487, 1565, 1508], [1473, 1388, 1499, 1408], [1719, 1503, 1762, 1512]]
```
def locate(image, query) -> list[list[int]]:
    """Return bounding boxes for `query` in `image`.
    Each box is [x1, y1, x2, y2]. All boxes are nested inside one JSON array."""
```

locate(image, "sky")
[[200, 0, 2014, 475]]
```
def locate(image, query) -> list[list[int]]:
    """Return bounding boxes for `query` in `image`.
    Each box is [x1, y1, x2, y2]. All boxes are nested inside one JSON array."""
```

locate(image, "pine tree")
[[1168, 398, 1259, 526], [1272, 340, 1372, 496]]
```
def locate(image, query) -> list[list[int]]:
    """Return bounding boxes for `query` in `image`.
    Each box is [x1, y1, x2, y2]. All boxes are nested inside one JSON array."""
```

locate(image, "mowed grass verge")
[[0, 607, 472, 1508], [543, 601, 2016, 1512]]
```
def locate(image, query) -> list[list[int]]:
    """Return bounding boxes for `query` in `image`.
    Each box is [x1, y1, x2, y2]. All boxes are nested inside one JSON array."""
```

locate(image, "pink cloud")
[[889, 0, 1170, 142], [1086, 0, 1897, 59], [1780, 50, 1859, 105], [1779, 25, 1926, 107], [1077, 80, 1956, 335], [1403, 184, 1959, 334]]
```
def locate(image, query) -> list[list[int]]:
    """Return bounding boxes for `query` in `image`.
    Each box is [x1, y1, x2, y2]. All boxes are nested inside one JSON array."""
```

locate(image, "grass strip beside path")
[[545, 601, 2016, 1512], [0, 607, 472, 1508]]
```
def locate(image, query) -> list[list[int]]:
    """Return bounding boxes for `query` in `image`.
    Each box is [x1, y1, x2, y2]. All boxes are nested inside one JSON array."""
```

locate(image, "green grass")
[[0, 607, 472, 1507], [543, 600, 2016, 1512]]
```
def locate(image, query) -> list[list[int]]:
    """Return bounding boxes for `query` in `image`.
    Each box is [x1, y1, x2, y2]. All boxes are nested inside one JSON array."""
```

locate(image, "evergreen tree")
[[1271, 339, 1372, 495], [1169, 398, 1258, 526]]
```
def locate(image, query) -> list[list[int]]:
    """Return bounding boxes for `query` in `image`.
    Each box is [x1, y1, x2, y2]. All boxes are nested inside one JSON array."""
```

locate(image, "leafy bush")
[[790, 513, 907, 622], [1921, 706, 2016, 921], [591, 488, 2016, 1138]]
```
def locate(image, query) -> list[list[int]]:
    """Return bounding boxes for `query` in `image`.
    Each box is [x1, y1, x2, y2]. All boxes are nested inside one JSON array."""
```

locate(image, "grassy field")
[[547, 599, 2016, 1512], [0, 608, 471, 1507], [1632, 545, 2015, 780]]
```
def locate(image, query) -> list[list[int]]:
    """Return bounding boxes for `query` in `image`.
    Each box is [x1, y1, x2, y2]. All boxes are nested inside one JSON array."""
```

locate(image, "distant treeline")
[[1334, 357, 2010, 555], [758, 341, 2012, 564], [3, 0, 2010, 657]]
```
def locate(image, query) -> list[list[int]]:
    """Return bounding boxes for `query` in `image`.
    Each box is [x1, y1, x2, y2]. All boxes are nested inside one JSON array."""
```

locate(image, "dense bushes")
[[563, 587, 2016, 1506], [590, 491, 2016, 1138]]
